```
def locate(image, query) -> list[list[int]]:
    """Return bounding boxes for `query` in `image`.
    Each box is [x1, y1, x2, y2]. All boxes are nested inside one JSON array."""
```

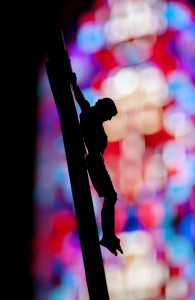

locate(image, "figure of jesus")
[[70, 72, 123, 256]]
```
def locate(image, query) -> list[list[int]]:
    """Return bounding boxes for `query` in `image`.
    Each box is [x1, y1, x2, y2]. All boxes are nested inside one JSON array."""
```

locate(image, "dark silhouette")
[[47, 30, 111, 300], [69, 72, 123, 256]]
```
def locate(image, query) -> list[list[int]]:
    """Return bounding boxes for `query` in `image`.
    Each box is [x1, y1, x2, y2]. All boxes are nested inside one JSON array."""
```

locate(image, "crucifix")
[[46, 26, 122, 300]]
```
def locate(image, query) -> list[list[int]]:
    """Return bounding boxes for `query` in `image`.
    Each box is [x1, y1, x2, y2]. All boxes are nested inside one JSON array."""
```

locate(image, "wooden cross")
[[46, 27, 110, 300]]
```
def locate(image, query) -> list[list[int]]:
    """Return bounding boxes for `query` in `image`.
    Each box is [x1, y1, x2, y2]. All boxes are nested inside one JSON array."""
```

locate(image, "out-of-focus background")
[[14, 0, 195, 299]]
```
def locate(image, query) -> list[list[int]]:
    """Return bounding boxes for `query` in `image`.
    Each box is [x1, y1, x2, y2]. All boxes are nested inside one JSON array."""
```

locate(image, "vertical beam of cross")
[[46, 27, 110, 300]]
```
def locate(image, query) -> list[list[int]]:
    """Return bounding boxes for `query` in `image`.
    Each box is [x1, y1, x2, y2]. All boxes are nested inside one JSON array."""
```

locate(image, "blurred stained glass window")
[[33, 0, 195, 299]]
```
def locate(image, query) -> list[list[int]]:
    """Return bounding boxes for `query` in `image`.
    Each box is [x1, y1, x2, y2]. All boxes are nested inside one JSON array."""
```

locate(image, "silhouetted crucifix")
[[46, 26, 123, 300]]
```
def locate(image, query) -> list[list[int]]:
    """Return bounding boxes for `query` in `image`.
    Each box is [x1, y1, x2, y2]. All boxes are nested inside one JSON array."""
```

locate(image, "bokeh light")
[[33, 0, 195, 299]]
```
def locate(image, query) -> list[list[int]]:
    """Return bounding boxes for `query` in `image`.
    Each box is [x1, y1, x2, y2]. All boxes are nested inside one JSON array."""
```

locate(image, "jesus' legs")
[[100, 195, 123, 255]]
